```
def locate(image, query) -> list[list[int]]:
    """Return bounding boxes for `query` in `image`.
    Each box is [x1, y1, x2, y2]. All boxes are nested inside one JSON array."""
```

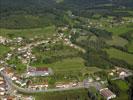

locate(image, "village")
[[0, 15, 133, 100], [0, 34, 132, 100]]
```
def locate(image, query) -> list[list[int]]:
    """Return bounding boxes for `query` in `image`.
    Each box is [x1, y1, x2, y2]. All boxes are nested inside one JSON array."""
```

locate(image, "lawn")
[[0, 45, 10, 58], [0, 26, 56, 39], [106, 36, 128, 47], [105, 48, 133, 65]]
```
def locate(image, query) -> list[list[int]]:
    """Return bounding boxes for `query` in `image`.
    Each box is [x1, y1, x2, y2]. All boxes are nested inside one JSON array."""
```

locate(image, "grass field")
[[0, 26, 56, 39], [33, 57, 85, 72], [21, 89, 89, 100], [0, 45, 10, 58], [127, 40, 133, 53], [106, 23, 133, 36], [106, 36, 128, 47], [112, 80, 129, 100], [105, 48, 133, 65], [32, 57, 101, 75]]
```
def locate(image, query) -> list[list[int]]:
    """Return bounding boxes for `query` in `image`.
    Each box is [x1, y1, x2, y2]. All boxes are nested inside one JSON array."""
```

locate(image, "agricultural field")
[[127, 40, 133, 53], [106, 23, 133, 36], [112, 80, 129, 100], [106, 36, 128, 47], [22, 89, 89, 100], [105, 48, 133, 65], [0, 26, 56, 39]]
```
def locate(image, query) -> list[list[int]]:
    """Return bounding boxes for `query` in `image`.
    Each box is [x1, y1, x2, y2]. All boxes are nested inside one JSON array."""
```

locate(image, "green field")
[[0, 45, 10, 58], [106, 48, 133, 65], [112, 80, 129, 100], [21, 89, 89, 100], [106, 23, 133, 36], [32, 57, 101, 75], [127, 40, 133, 53], [0, 26, 56, 39], [106, 36, 128, 47], [33, 57, 85, 72]]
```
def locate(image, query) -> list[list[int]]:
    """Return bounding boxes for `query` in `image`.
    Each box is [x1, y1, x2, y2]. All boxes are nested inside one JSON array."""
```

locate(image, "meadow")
[[106, 36, 128, 47], [0, 26, 56, 39], [106, 48, 133, 65]]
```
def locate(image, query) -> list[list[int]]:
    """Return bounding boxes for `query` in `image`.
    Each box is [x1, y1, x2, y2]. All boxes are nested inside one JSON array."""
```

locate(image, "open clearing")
[[106, 23, 133, 36], [32, 57, 101, 74], [0, 26, 56, 39], [106, 48, 133, 65], [106, 36, 128, 47], [127, 40, 133, 53]]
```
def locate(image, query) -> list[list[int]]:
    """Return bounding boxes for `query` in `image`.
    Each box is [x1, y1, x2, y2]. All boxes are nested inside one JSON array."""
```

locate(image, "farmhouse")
[[27, 67, 52, 77], [100, 88, 116, 100]]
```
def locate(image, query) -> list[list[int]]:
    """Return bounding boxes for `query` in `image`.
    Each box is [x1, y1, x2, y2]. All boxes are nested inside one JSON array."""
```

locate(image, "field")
[[105, 48, 133, 65], [106, 23, 133, 36], [112, 80, 129, 100], [106, 36, 128, 47], [21, 89, 89, 100], [127, 40, 133, 53], [0, 26, 56, 39], [0, 44, 10, 58], [32, 57, 101, 75]]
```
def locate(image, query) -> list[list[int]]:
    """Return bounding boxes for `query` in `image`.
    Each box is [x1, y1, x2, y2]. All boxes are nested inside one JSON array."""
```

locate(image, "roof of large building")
[[100, 88, 116, 99], [28, 67, 48, 72]]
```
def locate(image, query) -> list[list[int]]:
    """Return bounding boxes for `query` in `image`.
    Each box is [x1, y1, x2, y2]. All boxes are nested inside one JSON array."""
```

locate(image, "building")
[[0, 76, 6, 97], [27, 67, 52, 77], [100, 88, 116, 100]]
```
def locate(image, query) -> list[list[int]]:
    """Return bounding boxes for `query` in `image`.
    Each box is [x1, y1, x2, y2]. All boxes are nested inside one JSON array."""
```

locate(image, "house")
[[2, 96, 16, 100], [100, 88, 116, 100], [4, 68, 14, 78], [27, 67, 52, 77], [119, 71, 127, 78], [29, 83, 48, 90]]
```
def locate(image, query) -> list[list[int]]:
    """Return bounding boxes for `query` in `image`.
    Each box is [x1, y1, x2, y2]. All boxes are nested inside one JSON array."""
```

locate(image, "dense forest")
[[0, 0, 133, 29]]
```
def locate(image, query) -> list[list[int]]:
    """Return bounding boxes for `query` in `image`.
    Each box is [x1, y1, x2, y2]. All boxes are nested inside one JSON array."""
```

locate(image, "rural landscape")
[[0, 0, 133, 100]]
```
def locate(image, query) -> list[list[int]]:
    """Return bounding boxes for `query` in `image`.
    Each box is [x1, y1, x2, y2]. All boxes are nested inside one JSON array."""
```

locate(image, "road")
[[0, 71, 86, 93]]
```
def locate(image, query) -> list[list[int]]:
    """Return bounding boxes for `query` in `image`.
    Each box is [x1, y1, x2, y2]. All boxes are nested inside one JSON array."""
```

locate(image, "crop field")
[[33, 57, 85, 73], [127, 40, 133, 53], [21, 89, 89, 100], [106, 36, 128, 47], [106, 23, 133, 36], [106, 48, 133, 65], [32, 57, 101, 75], [0, 26, 56, 39]]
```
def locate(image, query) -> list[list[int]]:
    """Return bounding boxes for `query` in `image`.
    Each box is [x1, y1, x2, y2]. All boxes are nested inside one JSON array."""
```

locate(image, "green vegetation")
[[127, 40, 133, 53], [108, 80, 129, 100], [106, 48, 133, 65], [21, 89, 89, 100], [7, 55, 26, 73], [0, 44, 10, 58], [106, 36, 128, 47], [107, 23, 133, 36], [33, 57, 85, 71], [0, 26, 56, 39]]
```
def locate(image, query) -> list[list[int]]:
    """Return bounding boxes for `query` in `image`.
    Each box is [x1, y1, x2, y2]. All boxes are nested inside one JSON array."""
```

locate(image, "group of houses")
[[0, 76, 6, 97], [109, 67, 131, 79]]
